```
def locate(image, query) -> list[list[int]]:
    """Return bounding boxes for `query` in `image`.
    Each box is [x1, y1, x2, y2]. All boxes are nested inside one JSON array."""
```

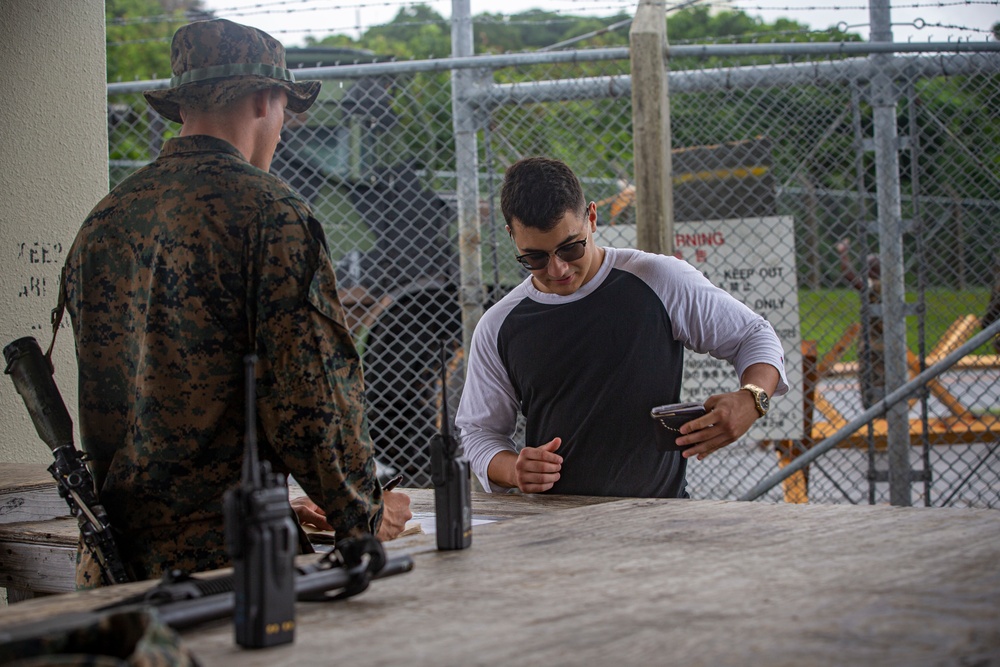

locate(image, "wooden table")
[[0, 464, 615, 598], [2, 495, 998, 665]]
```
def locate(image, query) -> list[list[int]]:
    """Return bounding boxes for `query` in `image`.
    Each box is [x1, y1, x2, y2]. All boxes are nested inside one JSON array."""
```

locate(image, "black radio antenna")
[[242, 354, 261, 488], [437, 340, 454, 448]]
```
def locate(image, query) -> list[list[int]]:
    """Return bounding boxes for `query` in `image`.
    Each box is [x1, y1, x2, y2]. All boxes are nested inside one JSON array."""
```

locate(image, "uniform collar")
[[159, 134, 246, 161]]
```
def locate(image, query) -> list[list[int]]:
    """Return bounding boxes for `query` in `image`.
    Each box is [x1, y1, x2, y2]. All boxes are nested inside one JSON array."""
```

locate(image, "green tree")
[[307, 5, 451, 59], [106, 0, 208, 82], [106, 0, 209, 167]]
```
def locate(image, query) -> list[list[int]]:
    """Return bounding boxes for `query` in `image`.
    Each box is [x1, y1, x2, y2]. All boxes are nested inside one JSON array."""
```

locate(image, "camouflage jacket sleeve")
[[250, 196, 383, 538]]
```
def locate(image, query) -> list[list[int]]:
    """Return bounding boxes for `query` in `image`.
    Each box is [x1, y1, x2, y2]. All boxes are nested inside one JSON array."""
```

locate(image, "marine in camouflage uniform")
[[64, 18, 383, 587]]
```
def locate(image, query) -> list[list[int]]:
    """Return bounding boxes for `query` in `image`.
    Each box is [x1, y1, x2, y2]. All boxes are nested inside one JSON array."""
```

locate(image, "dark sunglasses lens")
[[556, 241, 586, 262], [518, 253, 549, 270]]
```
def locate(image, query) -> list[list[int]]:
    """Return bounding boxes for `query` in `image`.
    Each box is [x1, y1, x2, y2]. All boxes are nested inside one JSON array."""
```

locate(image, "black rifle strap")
[[45, 265, 68, 363]]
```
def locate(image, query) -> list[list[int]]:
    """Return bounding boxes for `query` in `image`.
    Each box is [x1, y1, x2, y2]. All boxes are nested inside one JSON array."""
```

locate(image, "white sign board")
[[595, 216, 803, 442]]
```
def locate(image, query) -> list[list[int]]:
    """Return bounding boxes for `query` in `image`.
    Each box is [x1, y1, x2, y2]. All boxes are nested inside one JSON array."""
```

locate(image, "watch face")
[[759, 393, 770, 412]]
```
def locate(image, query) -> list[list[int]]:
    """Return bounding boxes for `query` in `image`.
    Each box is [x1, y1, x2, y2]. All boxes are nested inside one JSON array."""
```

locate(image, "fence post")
[[869, 0, 912, 506], [451, 0, 485, 354], [629, 0, 673, 255]]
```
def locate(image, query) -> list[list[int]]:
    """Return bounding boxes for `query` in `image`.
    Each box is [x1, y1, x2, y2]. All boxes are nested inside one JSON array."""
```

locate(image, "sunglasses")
[[514, 239, 588, 270]]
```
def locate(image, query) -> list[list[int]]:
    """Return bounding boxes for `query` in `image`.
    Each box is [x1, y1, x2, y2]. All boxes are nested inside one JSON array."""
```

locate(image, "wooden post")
[[629, 0, 672, 255], [775, 340, 818, 504]]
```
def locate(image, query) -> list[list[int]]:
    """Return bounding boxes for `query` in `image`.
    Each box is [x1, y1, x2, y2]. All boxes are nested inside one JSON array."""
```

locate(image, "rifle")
[[3, 336, 131, 585], [0, 340, 416, 650], [0, 535, 414, 645]]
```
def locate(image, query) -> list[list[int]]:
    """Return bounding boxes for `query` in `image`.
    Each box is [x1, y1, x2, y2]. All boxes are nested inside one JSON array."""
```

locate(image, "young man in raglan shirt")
[[455, 156, 788, 497]]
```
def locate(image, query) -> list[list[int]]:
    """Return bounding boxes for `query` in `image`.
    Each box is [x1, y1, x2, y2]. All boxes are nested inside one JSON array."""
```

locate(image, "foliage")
[[105, 0, 207, 164], [305, 4, 850, 58], [103, 4, 998, 294], [106, 0, 208, 82], [473, 10, 632, 53]]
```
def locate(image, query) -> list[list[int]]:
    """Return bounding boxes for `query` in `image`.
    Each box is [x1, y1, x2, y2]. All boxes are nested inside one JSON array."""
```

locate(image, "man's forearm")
[[486, 450, 518, 489], [740, 362, 780, 395]]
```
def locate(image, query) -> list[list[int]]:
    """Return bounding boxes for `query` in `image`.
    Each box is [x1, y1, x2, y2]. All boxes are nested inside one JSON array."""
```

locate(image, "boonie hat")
[[144, 18, 320, 123]]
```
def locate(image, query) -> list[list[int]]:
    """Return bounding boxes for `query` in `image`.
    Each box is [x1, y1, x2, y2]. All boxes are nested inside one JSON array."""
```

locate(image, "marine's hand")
[[513, 437, 563, 493], [376, 490, 413, 541], [290, 495, 333, 530], [674, 391, 760, 460]]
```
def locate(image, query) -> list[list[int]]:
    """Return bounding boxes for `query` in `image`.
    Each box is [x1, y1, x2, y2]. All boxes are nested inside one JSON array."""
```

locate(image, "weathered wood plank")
[[0, 464, 65, 525], [0, 464, 53, 493], [0, 517, 78, 547], [0, 540, 77, 594], [0, 518, 79, 596]]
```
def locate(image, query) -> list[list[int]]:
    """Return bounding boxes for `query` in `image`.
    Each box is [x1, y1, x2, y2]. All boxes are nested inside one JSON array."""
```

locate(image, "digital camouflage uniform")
[[0, 609, 199, 667], [64, 134, 383, 587]]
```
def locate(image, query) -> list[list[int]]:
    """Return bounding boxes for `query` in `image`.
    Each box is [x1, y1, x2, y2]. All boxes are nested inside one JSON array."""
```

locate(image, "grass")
[[799, 287, 994, 362]]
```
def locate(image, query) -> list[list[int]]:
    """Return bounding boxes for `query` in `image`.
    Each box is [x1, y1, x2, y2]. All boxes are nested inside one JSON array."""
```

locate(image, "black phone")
[[650, 402, 708, 452]]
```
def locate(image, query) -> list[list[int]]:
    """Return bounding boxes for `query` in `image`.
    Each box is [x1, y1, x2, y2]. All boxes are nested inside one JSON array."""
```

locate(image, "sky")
[[196, 0, 1000, 48]]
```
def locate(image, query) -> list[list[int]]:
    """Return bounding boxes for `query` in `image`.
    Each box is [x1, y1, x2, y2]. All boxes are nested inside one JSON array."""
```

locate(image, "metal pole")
[[110, 49, 1000, 98], [451, 0, 484, 355], [740, 319, 1000, 502], [869, 0, 911, 506]]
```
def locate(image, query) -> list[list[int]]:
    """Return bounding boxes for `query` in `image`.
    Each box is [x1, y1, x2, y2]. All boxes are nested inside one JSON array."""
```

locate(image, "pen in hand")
[[383, 474, 404, 492]]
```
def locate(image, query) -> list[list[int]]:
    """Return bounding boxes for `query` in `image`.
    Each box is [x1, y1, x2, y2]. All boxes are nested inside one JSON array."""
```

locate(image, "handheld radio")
[[224, 355, 297, 648], [429, 340, 472, 550]]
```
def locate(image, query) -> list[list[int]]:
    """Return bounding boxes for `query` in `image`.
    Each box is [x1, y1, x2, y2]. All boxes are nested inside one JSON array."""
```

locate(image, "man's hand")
[[291, 491, 413, 542], [676, 363, 780, 460], [488, 437, 563, 493], [376, 490, 412, 541], [673, 390, 760, 460], [291, 495, 333, 530]]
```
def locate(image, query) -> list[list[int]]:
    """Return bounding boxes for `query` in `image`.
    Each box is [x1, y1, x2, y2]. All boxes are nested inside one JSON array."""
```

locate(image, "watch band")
[[740, 383, 770, 418]]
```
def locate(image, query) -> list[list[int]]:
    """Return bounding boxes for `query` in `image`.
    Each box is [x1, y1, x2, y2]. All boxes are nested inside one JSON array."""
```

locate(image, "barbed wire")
[[110, 0, 635, 27], [107, 2, 637, 46], [108, 1, 417, 26], [716, 0, 997, 40], [724, 0, 997, 10], [106, 0, 996, 46], [107, 16, 623, 46]]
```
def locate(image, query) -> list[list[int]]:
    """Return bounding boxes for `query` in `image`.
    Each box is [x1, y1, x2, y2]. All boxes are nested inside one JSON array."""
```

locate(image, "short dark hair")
[[500, 157, 586, 232]]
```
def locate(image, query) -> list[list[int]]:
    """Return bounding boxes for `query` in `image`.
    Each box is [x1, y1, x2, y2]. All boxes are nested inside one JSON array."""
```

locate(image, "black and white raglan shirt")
[[455, 246, 788, 498]]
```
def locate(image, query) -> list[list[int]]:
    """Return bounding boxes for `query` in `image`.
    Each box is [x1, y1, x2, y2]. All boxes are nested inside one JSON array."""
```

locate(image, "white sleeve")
[[626, 252, 789, 396], [455, 295, 523, 493]]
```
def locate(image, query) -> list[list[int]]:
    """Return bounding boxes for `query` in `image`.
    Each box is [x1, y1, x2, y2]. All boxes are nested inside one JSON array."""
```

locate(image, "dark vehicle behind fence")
[[275, 48, 462, 487]]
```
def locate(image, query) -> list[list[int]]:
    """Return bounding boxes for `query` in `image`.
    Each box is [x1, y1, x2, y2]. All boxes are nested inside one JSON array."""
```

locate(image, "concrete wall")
[[0, 1, 107, 462]]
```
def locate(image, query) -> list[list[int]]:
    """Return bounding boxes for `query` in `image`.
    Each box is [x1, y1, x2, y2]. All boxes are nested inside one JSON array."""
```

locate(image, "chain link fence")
[[107, 42, 1000, 506]]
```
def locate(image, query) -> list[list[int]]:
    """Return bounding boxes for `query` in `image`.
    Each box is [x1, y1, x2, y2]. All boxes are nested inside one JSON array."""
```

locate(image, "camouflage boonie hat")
[[144, 18, 320, 124]]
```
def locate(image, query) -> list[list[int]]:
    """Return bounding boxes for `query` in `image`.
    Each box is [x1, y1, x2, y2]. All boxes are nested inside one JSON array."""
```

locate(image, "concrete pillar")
[[0, 1, 107, 463]]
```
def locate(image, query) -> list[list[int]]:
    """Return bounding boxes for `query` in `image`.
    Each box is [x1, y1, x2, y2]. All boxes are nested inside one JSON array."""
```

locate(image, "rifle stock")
[[3, 336, 131, 585]]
